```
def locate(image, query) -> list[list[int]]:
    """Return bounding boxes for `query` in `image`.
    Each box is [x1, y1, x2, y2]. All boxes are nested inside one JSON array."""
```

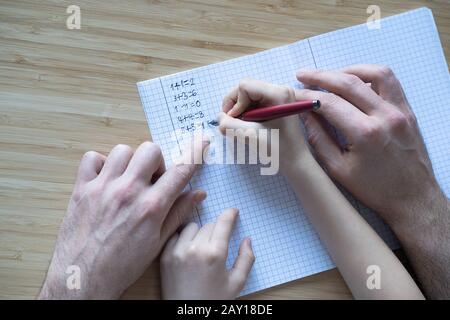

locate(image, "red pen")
[[208, 100, 320, 125]]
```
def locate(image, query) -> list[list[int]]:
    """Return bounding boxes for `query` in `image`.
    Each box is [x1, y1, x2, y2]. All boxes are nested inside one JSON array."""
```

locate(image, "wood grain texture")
[[0, 0, 449, 300]]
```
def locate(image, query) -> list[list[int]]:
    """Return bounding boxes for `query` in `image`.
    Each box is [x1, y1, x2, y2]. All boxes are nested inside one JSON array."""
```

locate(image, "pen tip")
[[207, 120, 219, 126]]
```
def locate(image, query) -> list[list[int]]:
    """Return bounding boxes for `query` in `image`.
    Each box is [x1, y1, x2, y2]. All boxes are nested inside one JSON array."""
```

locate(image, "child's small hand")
[[218, 79, 311, 174], [160, 208, 255, 300]]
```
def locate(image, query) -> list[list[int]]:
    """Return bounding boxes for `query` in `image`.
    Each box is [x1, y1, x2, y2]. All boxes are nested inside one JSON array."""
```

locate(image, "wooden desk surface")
[[1, 0, 449, 300]]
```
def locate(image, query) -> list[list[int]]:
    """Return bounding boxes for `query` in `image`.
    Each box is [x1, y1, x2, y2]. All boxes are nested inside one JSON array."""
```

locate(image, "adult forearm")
[[389, 190, 450, 299]]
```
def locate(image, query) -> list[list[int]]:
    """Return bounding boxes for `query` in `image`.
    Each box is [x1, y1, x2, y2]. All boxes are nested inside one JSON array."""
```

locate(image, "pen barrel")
[[239, 100, 319, 122]]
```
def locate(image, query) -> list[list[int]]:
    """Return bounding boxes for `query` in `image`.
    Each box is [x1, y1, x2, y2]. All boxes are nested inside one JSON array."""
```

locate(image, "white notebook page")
[[137, 7, 450, 295]]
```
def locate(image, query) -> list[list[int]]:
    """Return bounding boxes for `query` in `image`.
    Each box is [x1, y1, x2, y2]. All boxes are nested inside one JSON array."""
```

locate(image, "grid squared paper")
[[137, 7, 450, 295]]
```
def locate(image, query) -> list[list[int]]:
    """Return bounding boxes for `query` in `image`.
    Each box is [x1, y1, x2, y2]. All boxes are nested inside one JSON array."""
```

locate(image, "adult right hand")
[[295, 65, 443, 226], [295, 65, 450, 299]]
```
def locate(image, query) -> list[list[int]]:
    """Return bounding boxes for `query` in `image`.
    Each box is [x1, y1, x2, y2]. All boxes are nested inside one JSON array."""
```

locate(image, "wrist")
[[38, 266, 85, 300], [38, 271, 73, 300], [387, 183, 449, 242], [38, 260, 119, 300], [280, 149, 317, 178]]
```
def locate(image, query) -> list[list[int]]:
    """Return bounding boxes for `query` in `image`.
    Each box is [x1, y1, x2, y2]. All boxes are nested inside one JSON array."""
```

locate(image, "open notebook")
[[137, 7, 450, 295]]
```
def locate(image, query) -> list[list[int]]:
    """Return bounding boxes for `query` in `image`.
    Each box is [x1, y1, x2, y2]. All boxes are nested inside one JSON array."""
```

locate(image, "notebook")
[[137, 7, 450, 295]]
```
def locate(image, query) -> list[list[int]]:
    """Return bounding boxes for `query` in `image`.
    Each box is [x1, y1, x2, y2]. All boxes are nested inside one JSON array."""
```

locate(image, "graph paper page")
[[137, 7, 449, 295]]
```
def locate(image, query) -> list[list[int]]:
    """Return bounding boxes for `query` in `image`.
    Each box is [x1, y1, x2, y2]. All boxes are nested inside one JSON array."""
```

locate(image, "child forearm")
[[285, 152, 424, 299]]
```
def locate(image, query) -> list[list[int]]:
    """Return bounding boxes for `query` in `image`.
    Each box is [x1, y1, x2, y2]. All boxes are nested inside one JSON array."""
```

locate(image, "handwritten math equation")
[[168, 78, 206, 133]]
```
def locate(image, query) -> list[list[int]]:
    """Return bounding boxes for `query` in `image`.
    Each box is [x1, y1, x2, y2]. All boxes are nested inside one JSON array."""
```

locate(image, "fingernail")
[[193, 190, 207, 203], [245, 237, 252, 248]]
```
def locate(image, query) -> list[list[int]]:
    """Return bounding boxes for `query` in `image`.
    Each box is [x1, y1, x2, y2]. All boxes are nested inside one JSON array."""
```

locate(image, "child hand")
[[160, 208, 255, 300], [218, 79, 311, 174]]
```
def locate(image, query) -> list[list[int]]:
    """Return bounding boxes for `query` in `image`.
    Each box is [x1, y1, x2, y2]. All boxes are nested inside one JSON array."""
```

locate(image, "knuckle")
[[359, 123, 382, 141], [144, 141, 162, 159], [203, 248, 223, 264], [232, 273, 246, 286], [377, 65, 394, 78], [186, 242, 223, 264], [112, 144, 133, 157], [294, 88, 313, 101], [115, 143, 132, 152], [173, 163, 193, 181], [82, 150, 100, 162], [293, 88, 305, 100], [171, 250, 187, 265], [279, 85, 295, 102], [140, 196, 164, 215], [310, 70, 322, 81], [113, 186, 135, 206], [386, 111, 409, 132], [185, 221, 199, 231], [111, 175, 136, 199], [341, 74, 362, 89], [238, 78, 252, 91], [186, 244, 200, 259]]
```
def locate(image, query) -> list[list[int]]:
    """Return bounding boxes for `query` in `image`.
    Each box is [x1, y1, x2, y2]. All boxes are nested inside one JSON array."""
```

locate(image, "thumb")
[[160, 189, 206, 242], [229, 237, 255, 293]]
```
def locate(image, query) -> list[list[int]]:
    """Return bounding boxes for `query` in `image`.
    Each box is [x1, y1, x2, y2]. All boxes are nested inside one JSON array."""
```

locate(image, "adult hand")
[[296, 65, 443, 225], [296, 65, 450, 299], [39, 140, 207, 299]]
